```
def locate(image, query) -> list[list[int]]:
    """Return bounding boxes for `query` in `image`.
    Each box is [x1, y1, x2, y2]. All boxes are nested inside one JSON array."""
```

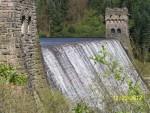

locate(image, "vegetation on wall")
[[0, 64, 27, 86]]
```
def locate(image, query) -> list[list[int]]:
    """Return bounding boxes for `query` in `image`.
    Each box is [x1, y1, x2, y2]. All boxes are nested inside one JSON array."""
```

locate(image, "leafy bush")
[[0, 64, 27, 86], [92, 46, 150, 112], [73, 102, 94, 113]]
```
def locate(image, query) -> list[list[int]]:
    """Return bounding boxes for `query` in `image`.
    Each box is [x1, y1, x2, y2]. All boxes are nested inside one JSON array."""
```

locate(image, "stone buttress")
[[0, 0, 50, 112]]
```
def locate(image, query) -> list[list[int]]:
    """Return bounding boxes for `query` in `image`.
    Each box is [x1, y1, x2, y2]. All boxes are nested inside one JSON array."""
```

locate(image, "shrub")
[[73, 102, 94, 113], [92, 46, 150, 112], [0, 64, 27, 86]]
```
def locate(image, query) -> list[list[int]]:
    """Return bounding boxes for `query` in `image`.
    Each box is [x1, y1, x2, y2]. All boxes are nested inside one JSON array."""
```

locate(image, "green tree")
[[47, 0, 68, 35], [92, 46, 150, 113]]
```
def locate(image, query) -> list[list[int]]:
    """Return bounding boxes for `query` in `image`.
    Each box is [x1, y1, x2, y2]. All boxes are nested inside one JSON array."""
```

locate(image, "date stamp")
[[112, 94, 150, 102]]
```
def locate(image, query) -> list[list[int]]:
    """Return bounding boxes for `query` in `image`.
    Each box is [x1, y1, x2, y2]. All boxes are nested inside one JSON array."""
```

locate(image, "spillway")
[[41, 39, 148, 112]]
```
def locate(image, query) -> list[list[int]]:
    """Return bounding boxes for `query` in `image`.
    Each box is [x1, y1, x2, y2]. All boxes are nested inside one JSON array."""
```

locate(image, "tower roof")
[[106, 7, 128, 15]]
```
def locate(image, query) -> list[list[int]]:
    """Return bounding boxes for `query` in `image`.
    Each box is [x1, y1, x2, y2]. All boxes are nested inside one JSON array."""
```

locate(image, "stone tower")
[[105, 8, 131, 51], [0, 0, 37, 69], [0, 0, 50, 112]]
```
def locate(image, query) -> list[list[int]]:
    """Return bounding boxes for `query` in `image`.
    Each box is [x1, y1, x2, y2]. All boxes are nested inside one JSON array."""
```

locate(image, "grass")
[[0, 85, 37, 113], [132, 59, 150, 89], [0, 63, 71, 113], [133, 60, 150, 76], [0, 82, 71, 113]]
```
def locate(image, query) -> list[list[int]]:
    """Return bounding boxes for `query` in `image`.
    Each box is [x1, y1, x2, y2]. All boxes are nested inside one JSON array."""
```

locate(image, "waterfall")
[[41, 39, 148, 111]]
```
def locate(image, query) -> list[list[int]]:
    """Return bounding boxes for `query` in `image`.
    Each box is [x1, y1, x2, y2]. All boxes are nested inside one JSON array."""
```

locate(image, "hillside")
[[36, 0, 150, 44]]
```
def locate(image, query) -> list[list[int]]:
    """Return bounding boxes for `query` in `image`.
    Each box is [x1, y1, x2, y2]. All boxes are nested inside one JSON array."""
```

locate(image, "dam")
[[40, 38, 148, 112]]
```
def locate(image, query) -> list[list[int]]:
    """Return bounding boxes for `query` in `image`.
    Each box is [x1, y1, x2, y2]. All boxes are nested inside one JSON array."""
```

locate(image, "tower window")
[[27, 16, 31, 34], [111, 28, 115, 33], [21, 15, 26, 34], [28, 16, 31, 25], [117, 28, 121, 33]]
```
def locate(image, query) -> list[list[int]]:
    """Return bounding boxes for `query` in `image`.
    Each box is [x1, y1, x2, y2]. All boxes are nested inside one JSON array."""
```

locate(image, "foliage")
[[89, 0, 110, 16], [91, 46, 123, 80], [41, 89, 71, 113], [9, 74, 27, 86], [59, 9, 105, 37], [36, 0, 105, 37], [0, 64, 27, 86], [72, 102, 94, 113], [92, 46, 150, 112], [67, 0, 88, 22], [36, 0, 50, 37], [49, 0, 68, 36], [36, 0, 68, 37]]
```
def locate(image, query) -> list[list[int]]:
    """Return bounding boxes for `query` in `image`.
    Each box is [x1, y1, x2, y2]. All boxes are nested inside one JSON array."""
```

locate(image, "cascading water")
[[41, 39, 148, 112]]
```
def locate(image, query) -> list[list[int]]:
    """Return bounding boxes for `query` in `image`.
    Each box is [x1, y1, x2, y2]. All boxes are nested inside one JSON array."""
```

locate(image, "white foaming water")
[[41, 39, 148, 111]]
